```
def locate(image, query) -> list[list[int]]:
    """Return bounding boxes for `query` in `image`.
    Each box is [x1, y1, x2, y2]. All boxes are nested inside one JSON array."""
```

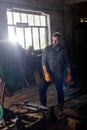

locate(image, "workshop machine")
[[0, 102, 58, 130], [0, 79, 58, 130]]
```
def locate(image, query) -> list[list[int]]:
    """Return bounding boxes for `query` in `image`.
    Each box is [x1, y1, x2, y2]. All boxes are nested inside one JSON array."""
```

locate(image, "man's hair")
[[52, 32, 62, 39]]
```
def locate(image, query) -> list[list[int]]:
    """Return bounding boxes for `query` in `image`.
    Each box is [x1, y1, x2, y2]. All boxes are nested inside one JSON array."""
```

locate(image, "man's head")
[[52, 32, 62, 47]]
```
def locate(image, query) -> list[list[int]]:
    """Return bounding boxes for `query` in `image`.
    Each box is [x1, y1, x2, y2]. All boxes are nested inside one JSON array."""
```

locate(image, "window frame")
[[7, 9, 50, 50]]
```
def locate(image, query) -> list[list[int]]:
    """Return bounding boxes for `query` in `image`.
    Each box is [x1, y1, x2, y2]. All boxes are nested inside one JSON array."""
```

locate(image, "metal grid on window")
[[7, 10, 48, 50]]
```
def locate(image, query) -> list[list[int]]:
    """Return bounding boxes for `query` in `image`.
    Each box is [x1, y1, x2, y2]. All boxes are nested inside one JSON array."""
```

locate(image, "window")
[[7, 10, 50, 50], [80, 17, 87, 22]]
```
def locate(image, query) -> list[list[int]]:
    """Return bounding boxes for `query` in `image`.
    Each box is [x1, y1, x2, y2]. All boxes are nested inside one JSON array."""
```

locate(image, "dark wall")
[[74, 22, 87, 90]]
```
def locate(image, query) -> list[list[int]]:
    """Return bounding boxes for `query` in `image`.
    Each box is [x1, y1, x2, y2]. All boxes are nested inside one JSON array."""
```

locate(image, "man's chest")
[[47, 49, 63, 62]]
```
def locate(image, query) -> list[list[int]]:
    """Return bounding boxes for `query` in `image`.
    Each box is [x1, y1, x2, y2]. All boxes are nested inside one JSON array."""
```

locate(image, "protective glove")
[[44, 72, 52, 82], [66, 74, 72, 84]]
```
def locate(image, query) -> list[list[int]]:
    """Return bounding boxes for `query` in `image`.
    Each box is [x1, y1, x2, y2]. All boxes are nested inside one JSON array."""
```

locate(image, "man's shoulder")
[[44, 44, 52, 50], [61, 47, 68, 56], [60, 45, 66, 52]]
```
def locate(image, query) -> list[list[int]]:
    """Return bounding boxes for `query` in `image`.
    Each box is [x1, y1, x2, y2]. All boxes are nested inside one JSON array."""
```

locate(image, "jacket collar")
[[52, 44, 61, 52]]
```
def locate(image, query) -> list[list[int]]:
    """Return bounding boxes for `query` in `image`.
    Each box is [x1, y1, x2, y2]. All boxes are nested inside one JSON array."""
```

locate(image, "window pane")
[[16, 28, 24, 48], [40, 16, 46, 26], [25, 28, 32, 49], [28, 14, 34, 26], [35, 15, 40, 26], [13, 12, 20, 25], [21, 13, 27, 23], [33, 28, 39, 50], [7, 11, 13, 24], [40, 28, 46, 49], [8, 26, 17, 42]]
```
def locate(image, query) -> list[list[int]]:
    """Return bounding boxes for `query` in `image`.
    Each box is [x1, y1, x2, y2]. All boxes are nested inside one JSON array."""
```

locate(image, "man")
[[39, 32, 72, 116]]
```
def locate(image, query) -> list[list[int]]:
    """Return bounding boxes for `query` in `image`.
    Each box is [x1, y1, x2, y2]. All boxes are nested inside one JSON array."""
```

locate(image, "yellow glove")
[[44, 72, 52, 82], [66, 74, 72, 84]]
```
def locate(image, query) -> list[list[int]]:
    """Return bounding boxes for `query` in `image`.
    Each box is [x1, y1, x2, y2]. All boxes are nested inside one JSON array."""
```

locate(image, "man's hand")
[[44, 72, 52, 82], [42, 65, 52, 82], [66, 74, 72, 84]]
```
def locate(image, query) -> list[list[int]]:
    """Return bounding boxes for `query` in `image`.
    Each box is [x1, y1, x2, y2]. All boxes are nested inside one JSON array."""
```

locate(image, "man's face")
[[52, 36, 60, 47]]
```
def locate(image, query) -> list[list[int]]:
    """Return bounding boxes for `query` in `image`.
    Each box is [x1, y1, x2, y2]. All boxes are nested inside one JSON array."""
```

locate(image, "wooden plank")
[[34, 71, 41, 85], [67, 117, 80, 130], [64, 94, 87, 110], [67, 117, 87, 130]]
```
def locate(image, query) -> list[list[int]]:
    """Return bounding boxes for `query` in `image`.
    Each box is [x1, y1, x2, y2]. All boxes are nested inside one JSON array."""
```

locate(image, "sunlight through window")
[[7, 10, 49, 50]]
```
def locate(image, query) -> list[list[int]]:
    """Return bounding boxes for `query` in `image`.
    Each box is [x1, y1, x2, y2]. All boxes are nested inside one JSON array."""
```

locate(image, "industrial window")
[[80, 17, 87, 23], [7, 10, 50, 50]]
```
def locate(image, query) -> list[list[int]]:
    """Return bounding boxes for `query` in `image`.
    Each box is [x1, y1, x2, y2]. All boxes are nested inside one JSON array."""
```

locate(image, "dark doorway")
[[75, 22, 87, 91]]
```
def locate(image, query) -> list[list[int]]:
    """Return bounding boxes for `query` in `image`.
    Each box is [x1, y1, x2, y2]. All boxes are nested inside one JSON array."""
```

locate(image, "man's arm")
[[42, 65, 48, 73], [64, 49, 72, 83], [66, 67, 72, 83], [42, 47, 52, 82], [67, 67, 72, 76]]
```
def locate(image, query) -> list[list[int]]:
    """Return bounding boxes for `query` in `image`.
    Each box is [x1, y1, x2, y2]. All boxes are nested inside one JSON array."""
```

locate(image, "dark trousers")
[[39, 76, 64, 107]]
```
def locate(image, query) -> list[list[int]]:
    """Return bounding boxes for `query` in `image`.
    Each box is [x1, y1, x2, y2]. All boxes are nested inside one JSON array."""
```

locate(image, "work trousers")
[[39, 76, 64, 107]]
